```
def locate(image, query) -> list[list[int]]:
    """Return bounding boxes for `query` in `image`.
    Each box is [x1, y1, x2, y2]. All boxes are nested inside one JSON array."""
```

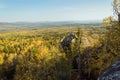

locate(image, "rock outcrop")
[[98, 60, 120, 80], [61, 33, 77, 55]]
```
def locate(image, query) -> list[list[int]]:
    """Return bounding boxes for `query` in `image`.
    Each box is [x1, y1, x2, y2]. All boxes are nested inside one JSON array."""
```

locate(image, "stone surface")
[[61, 33, 77, 48], [98, 60, 120, 80], [61, 33, 77, 55]]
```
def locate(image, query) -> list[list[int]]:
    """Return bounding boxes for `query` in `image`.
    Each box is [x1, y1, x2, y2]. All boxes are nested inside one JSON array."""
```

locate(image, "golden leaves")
[[0, 54, 4, 64], [114, 0, 118, 4], [102, 16, 115, 27]]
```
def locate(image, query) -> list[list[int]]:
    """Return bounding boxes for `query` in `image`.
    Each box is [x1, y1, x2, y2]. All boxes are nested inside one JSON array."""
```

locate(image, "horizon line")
[[0, 19, 102, 23]]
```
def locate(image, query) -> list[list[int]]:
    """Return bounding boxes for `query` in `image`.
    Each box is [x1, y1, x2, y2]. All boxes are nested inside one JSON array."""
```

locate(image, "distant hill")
[[0, 20, 102, 28]]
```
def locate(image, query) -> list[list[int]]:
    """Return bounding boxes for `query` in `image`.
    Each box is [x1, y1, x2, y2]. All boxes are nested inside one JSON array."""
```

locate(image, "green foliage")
[[3, 45, 16, 53], [105, 22, 120, 57]]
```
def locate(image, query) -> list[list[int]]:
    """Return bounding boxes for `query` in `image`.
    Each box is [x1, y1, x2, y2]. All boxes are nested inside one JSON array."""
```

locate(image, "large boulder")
[[98, 60, 120, 80], [61, 33, 77, 55]]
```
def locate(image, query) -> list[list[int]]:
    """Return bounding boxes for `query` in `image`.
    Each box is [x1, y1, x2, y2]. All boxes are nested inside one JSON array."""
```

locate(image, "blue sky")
[[0, 0, 113, 22]]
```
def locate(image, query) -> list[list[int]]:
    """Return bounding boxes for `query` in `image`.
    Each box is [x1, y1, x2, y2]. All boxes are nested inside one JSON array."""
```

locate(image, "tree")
[[102, 16, 114, 27], [104, 0, 120, 57], [113, 0, 120, 23]]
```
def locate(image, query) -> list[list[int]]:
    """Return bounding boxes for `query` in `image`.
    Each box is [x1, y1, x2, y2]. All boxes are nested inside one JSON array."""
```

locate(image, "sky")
[[0, 0, 113, 22]]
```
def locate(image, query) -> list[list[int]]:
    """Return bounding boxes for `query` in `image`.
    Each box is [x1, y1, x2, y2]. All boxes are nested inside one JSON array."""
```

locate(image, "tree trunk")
[[118, 14, 120, 23]]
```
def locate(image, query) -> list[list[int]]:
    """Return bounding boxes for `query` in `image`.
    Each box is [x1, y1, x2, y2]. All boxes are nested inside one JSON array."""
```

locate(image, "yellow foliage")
[[114, 0, 118, 4], [36, 46, 49, 60], [102, 16, 114, 27], [0, 54, 4, 64], [7, 54, 17, 63]]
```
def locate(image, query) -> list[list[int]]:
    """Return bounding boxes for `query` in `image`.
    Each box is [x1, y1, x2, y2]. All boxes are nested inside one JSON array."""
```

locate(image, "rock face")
[[61, 33, 77, 55], [61, 33, 80, 68], [98, 60, 120, 80]]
